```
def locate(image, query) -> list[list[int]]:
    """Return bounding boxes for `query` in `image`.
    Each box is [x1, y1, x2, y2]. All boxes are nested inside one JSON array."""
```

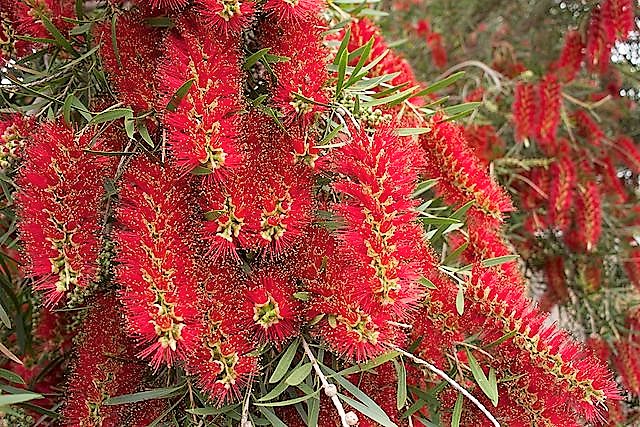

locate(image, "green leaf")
[[138, 122, 154, 147], [293, 292, 310, 301], [0, 369, 25, 385], [244, 48, 271, 70], [286, 363, 313, 386], [110, 15, 121, 68], [34, 10, 78, 57], [451, 200, 475, 220], [259, 381, 289, 402], [166, 78, 195, 112], [418, 277, 437, 290], [361, 85, 419, 109], [124, 116, 135, 140], [186, 405, 240, 415], [335, 48, 348, 96], [333, 350, 401, 377], [394, 127, 430, 137], [0, 393, 42, 406], [333, 28, 351, 66], [444, 242, 469, 265], [344, 37, 374, 89], [394, 359, 407, 410], [103, 385, 184, 405], [90, 108, 133, 125], [257, 406, 288, 427], [451, 394, 463, 427], [413, 178, 439, 198], [415, 71, 466, 97], [317, 124, 343, 147], [488, 368, 499, 406], [269, 339, 300, 383], [0, 302, 10, 328], [465, 350, 498, 407], [481, 255, 519, 268], [0, 342, 22, 365], [442, 102, 481, 118], [455, 287, 464, 315], [254, 390, 319, 407], [307, 395, 320, 427]]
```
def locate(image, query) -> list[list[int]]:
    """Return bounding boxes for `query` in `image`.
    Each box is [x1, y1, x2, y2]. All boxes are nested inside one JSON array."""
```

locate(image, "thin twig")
[[388, 344, 501, 427], [301, 337, 351, 427]]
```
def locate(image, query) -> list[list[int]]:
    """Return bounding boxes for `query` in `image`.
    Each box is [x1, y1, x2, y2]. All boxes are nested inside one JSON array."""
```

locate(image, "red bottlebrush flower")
[[463, 124, 505, 166], [624, 247, 640, 293], [547, 156, 576, 232], [586, 5, 616, 73], [465, 266, 620, 422], [143, 0, 190, 9], [542, 255, 568, 308], [62, 294, 148, 426], [574, 110, 605, 147], [186, 264, 258, 404], [420, 117, 514, 220], [311, 297, 395, 362], [328, 126, 427, 319], [115, 156, 202, 368], [537, 73, 562, 145], [196, 0, 255, 34], [465, 210, 524, 288], [13, 0, 75, 41], [601, 155, 628, 203], [602, 0, 636, 40], [16, 122, 112, 306], [263, 0, 323, 26], [242, 269, 301, 346], [259, 17, 330, 125], [615, 135, 640, 173], [554, 30, 584, 82], [96, 11, 165, 113], [427, 31, 447, 69], [614, 339, 640, 395], [574, 181, 602, 252], [512, 82, 537, 142], [159, 22, 243, 177]]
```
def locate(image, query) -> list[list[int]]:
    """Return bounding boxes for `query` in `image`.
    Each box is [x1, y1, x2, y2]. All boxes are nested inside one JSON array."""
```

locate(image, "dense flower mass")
[[1, 0, 632, 426]]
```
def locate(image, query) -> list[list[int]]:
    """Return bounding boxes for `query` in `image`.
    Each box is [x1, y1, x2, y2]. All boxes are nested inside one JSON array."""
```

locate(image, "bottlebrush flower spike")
[[143, 0, 190, 9], [615, 135, 640, 173], [159, 21, 243, 177], [463, 124, 505, 166], [259, 16, 330, 126], [16, 122, 112, 306], [328, 126, 426, 319], [537, 73, 562, 146], [263, 0, 323, 26], [115, 156, 202, 368], [614, 339, 640, 395], [465, 266, 620, 422], [62, 294, 148, 426], [420, 116, 514, 220], [512, 82, 537, 142], [623, 247, 640, 292], [196, 0, 255, 34], [574, 181, 603, 252], [602, 0, 636, 40], [574, 110, 605, 147], [541, 255, 568, 310], [96, 11, 165, 113], [547, 156, 576, 232], [242, 268, 301, 346], [554, 30, 584, 82], [586, 5, 615, 73], [186, 264, 258, 404]]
